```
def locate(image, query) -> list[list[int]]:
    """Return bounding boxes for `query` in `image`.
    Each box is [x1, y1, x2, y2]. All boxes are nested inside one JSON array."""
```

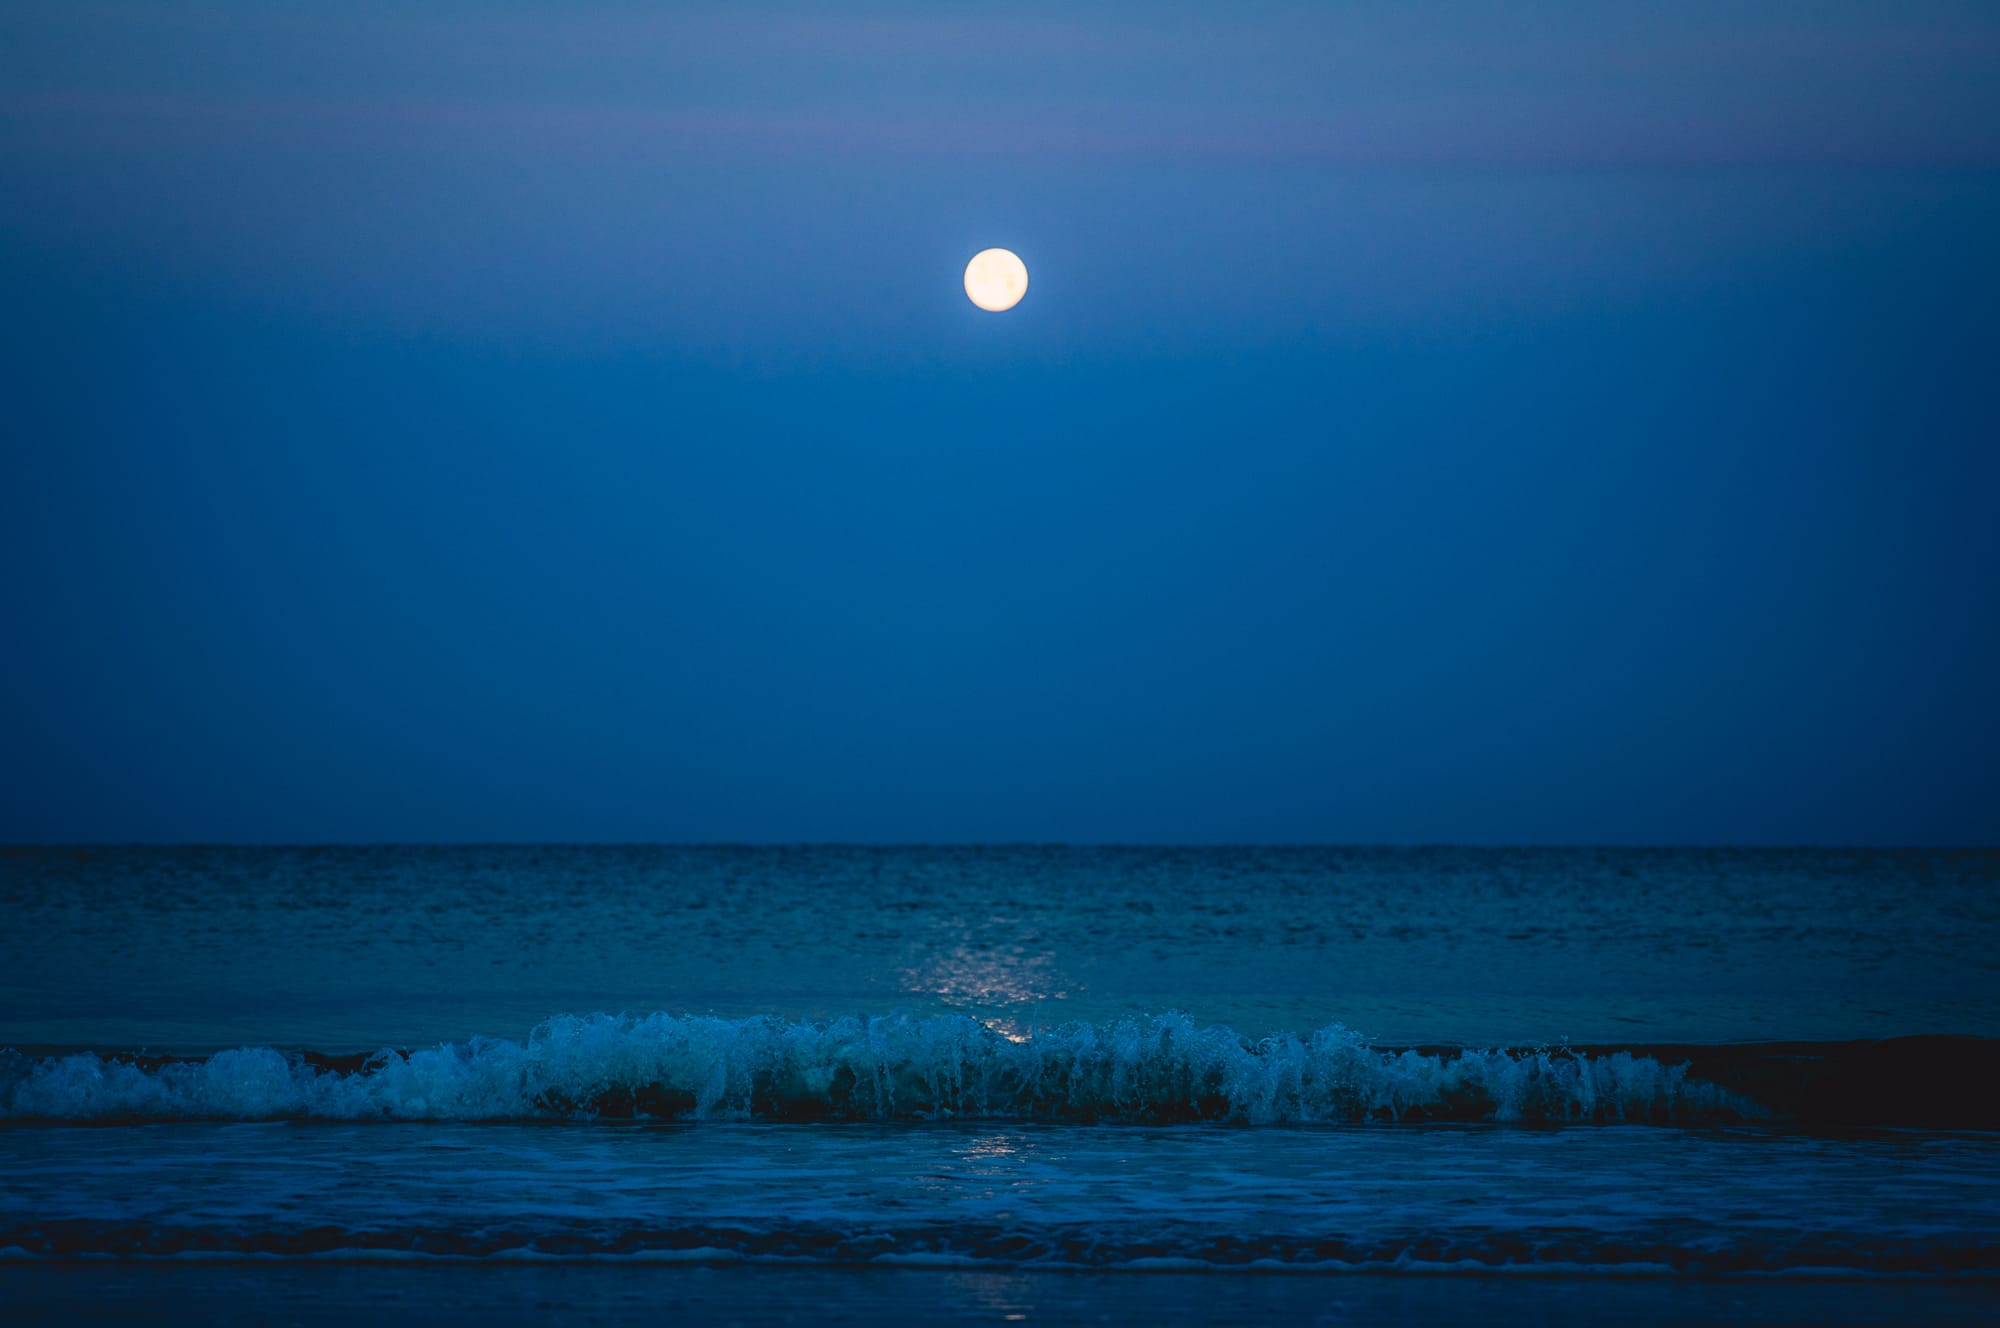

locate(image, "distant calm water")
[[3, 846, 1997, 1319]]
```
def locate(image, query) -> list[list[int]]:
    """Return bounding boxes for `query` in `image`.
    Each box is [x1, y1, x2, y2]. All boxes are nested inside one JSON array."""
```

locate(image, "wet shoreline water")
[[6, 1261, 2000, 1328]]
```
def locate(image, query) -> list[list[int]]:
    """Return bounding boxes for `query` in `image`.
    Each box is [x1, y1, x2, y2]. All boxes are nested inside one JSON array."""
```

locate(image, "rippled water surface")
[[5, 1121, 1998, 1276], [2, 845, 1995, 1321], [4, 846, 1995, 1050]]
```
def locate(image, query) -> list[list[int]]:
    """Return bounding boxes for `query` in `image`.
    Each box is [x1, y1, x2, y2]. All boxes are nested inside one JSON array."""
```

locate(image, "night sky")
[[3, 3, 1997, 844]]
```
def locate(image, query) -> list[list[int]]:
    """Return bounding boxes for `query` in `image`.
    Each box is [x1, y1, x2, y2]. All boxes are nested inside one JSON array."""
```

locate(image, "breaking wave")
[[0, 1012, 1752, 1125]]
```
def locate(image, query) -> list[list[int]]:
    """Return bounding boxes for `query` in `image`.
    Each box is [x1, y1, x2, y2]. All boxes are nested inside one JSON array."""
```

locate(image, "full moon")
[[964, 248, 1028, 312]]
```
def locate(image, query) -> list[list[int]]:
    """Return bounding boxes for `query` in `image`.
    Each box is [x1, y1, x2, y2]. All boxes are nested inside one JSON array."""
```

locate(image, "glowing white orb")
[[963, 248, 1028, 312]]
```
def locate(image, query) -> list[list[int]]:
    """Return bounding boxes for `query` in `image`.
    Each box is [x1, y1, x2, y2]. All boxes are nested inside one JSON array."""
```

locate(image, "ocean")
[[3, 845, 1997, 1324]]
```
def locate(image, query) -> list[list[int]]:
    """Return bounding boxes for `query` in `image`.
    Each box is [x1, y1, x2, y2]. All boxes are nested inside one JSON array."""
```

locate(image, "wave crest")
[[0, 1012, 1752, 1125]]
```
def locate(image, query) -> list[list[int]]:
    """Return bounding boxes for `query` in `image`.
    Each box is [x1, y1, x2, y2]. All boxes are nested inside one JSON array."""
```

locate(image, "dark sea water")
[[3, 846, 1998, 1324]]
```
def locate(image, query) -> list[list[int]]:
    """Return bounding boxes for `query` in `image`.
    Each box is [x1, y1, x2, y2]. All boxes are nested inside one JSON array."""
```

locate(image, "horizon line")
[[3, 841, 1994, 854]]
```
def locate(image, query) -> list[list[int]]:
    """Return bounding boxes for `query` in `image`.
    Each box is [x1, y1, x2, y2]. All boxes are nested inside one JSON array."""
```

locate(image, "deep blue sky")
[[3, 3, 1997, 844]]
